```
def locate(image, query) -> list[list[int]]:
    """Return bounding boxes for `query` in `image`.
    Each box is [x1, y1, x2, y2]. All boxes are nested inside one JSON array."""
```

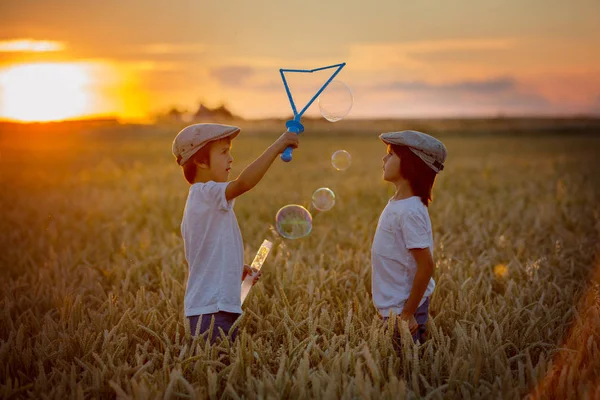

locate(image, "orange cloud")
[[347, 38, 515, 71], [0, 39, 66, 53], [137, 43, 206, 55]]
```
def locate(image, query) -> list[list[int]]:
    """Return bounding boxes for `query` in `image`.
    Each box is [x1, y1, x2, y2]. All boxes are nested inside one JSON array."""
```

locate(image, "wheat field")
[[1, 120, 599, 399]]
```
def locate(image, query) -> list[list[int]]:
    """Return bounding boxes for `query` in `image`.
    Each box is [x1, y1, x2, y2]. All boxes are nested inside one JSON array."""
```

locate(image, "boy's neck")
[[193, 169, 212, 184], [392, 179, 414, 200]]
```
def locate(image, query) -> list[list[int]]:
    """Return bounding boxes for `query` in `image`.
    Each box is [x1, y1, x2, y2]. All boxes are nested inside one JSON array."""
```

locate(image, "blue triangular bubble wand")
[[279, 62, 346, 162]]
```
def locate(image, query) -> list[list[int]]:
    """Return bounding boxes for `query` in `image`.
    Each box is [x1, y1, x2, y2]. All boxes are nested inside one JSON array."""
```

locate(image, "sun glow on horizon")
[[0, 63, 93, 122], [0, 62, 149, 122]]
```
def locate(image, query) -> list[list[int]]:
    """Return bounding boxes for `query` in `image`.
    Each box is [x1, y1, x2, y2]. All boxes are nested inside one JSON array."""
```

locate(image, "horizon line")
[[2, 113, 600, 125]]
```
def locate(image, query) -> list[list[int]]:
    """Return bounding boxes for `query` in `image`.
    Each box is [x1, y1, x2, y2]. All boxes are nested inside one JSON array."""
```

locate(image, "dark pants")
[[188, 312, 241, 344], [383, 297, 430, 350]]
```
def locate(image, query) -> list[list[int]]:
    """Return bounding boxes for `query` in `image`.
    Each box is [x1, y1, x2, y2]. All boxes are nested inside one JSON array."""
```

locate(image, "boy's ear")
[[194, 159, 209, 169]]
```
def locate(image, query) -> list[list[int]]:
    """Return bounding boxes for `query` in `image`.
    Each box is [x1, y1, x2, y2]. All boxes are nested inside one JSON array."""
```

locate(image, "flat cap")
[[172, 123, 240, 165], [379, 130, 447, 172]]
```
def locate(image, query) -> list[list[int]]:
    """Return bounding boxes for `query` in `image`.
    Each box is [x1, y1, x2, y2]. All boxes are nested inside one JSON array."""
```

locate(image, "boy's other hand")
[[251, 269, 262, 285], [242, 264, 252, 281], [399, 313, 419, 335], [242, 264, 262, 285], [273, 131, 300, 154]]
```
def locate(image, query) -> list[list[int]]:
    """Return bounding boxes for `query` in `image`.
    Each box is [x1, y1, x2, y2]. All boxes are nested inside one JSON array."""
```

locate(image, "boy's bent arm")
[[226, 146, 279, 200], [402, 248, 435, 316], [225, 131, 298, 201]]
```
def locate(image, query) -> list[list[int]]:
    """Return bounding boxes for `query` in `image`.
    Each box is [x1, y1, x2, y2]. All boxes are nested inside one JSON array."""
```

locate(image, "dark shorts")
[[382, 297, 430, 349], [188, 311, 241, 344]]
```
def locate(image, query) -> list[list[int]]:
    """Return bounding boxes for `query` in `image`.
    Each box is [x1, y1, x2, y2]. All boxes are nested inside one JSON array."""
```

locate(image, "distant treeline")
[[2, 116, 600, 139]]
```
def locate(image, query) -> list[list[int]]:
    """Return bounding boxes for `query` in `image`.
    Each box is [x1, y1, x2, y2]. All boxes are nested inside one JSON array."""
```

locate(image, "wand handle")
[[280, 120, 304, 162]]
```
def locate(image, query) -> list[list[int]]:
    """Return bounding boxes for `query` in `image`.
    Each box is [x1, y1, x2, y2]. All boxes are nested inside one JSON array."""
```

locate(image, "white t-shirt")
[[181, 181, 244, 317], [371, 196, 435, 317]]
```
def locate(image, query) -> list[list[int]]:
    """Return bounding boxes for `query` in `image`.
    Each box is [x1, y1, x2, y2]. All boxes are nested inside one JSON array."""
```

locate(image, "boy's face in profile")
[[382, 145, 402, 183], [201, 138, 233, 182]]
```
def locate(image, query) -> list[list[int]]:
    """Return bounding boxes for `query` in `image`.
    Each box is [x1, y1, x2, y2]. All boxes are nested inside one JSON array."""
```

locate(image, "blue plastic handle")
[[281, 147, 293, 162], [281, 120, 304, 162]]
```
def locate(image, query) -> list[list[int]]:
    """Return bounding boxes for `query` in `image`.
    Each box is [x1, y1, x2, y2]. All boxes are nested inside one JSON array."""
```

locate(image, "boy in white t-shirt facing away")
[[172, 123, 299, 343], [372, 130, 447, 349]]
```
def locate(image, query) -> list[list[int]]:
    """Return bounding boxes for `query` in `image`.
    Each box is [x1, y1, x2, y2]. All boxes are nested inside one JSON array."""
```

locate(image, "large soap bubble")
[[318, 81, 353, 122], [275, 205, 313, 239]]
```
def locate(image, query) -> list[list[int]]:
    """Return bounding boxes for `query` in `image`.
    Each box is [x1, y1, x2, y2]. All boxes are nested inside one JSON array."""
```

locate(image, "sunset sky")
[[1, 0, 599, 121]]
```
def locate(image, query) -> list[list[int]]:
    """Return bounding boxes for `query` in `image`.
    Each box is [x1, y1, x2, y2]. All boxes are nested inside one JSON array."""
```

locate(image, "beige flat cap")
[[172, 123, 240, 165], [379, 130, 447, 172]]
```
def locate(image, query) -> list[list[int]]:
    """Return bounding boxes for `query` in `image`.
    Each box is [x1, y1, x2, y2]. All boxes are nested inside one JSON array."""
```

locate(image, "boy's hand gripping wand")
[[279, 62, 347, 162]]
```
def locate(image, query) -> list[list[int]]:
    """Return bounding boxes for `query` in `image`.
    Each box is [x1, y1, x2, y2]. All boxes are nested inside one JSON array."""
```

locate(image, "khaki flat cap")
[[379, 130, 447, 173], [172, 123, 240, 166]]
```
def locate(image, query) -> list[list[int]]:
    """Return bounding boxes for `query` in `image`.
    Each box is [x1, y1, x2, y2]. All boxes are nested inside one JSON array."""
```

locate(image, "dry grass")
[[1, 121, 599, 399]]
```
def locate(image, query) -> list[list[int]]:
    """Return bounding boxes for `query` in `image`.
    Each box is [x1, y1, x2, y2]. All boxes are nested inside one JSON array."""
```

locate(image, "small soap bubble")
[[275, 205, 313, 239], [318, 80, 353, 122], [331, 150, 351, 171], [312, 188, 336, 211]]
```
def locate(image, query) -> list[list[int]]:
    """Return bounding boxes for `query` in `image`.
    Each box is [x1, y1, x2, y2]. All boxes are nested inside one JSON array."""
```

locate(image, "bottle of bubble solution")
[[241, 240, 273, 304]]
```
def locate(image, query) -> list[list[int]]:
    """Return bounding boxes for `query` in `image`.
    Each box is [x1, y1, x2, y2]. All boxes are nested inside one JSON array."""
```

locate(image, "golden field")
[[0, 119, 599, 399]]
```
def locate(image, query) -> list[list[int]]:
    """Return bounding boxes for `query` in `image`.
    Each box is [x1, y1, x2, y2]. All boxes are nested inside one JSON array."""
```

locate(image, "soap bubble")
[[318, 80, 353, 122], [331, 150, 351, 171], [275, 205, 313, 239], [312, 188, 336, 211]]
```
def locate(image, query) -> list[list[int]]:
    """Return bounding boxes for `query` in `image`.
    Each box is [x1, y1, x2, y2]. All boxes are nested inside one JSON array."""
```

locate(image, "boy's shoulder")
[[386, 196, 424, 212], [186, 181, 235, 212], [188, 180, 226, 192], [384, 197, 429, 222]]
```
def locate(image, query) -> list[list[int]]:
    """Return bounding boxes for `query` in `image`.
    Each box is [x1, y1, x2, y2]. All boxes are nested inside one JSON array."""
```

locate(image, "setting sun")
[[0, 61, 149, 122], [0, 63, 93, 122]]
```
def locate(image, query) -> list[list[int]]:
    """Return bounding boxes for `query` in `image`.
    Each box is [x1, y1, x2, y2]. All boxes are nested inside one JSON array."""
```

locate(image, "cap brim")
[[219, 127, 241, 141], [378, 133, 395, 145]]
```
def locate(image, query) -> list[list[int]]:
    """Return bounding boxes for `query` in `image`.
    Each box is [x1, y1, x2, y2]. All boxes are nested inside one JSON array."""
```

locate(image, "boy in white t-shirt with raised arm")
[[372, 130, 447, 349], [172, 123, 299, 343]]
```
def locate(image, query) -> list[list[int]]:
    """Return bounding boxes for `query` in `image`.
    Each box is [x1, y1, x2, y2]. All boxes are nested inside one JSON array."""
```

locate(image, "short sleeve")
[[198, 181, 234, 211], [399, 209, 431, 249]]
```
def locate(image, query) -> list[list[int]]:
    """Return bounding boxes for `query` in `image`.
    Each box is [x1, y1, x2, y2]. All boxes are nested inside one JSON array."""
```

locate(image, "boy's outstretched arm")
[[225, 131, 299, 201]]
